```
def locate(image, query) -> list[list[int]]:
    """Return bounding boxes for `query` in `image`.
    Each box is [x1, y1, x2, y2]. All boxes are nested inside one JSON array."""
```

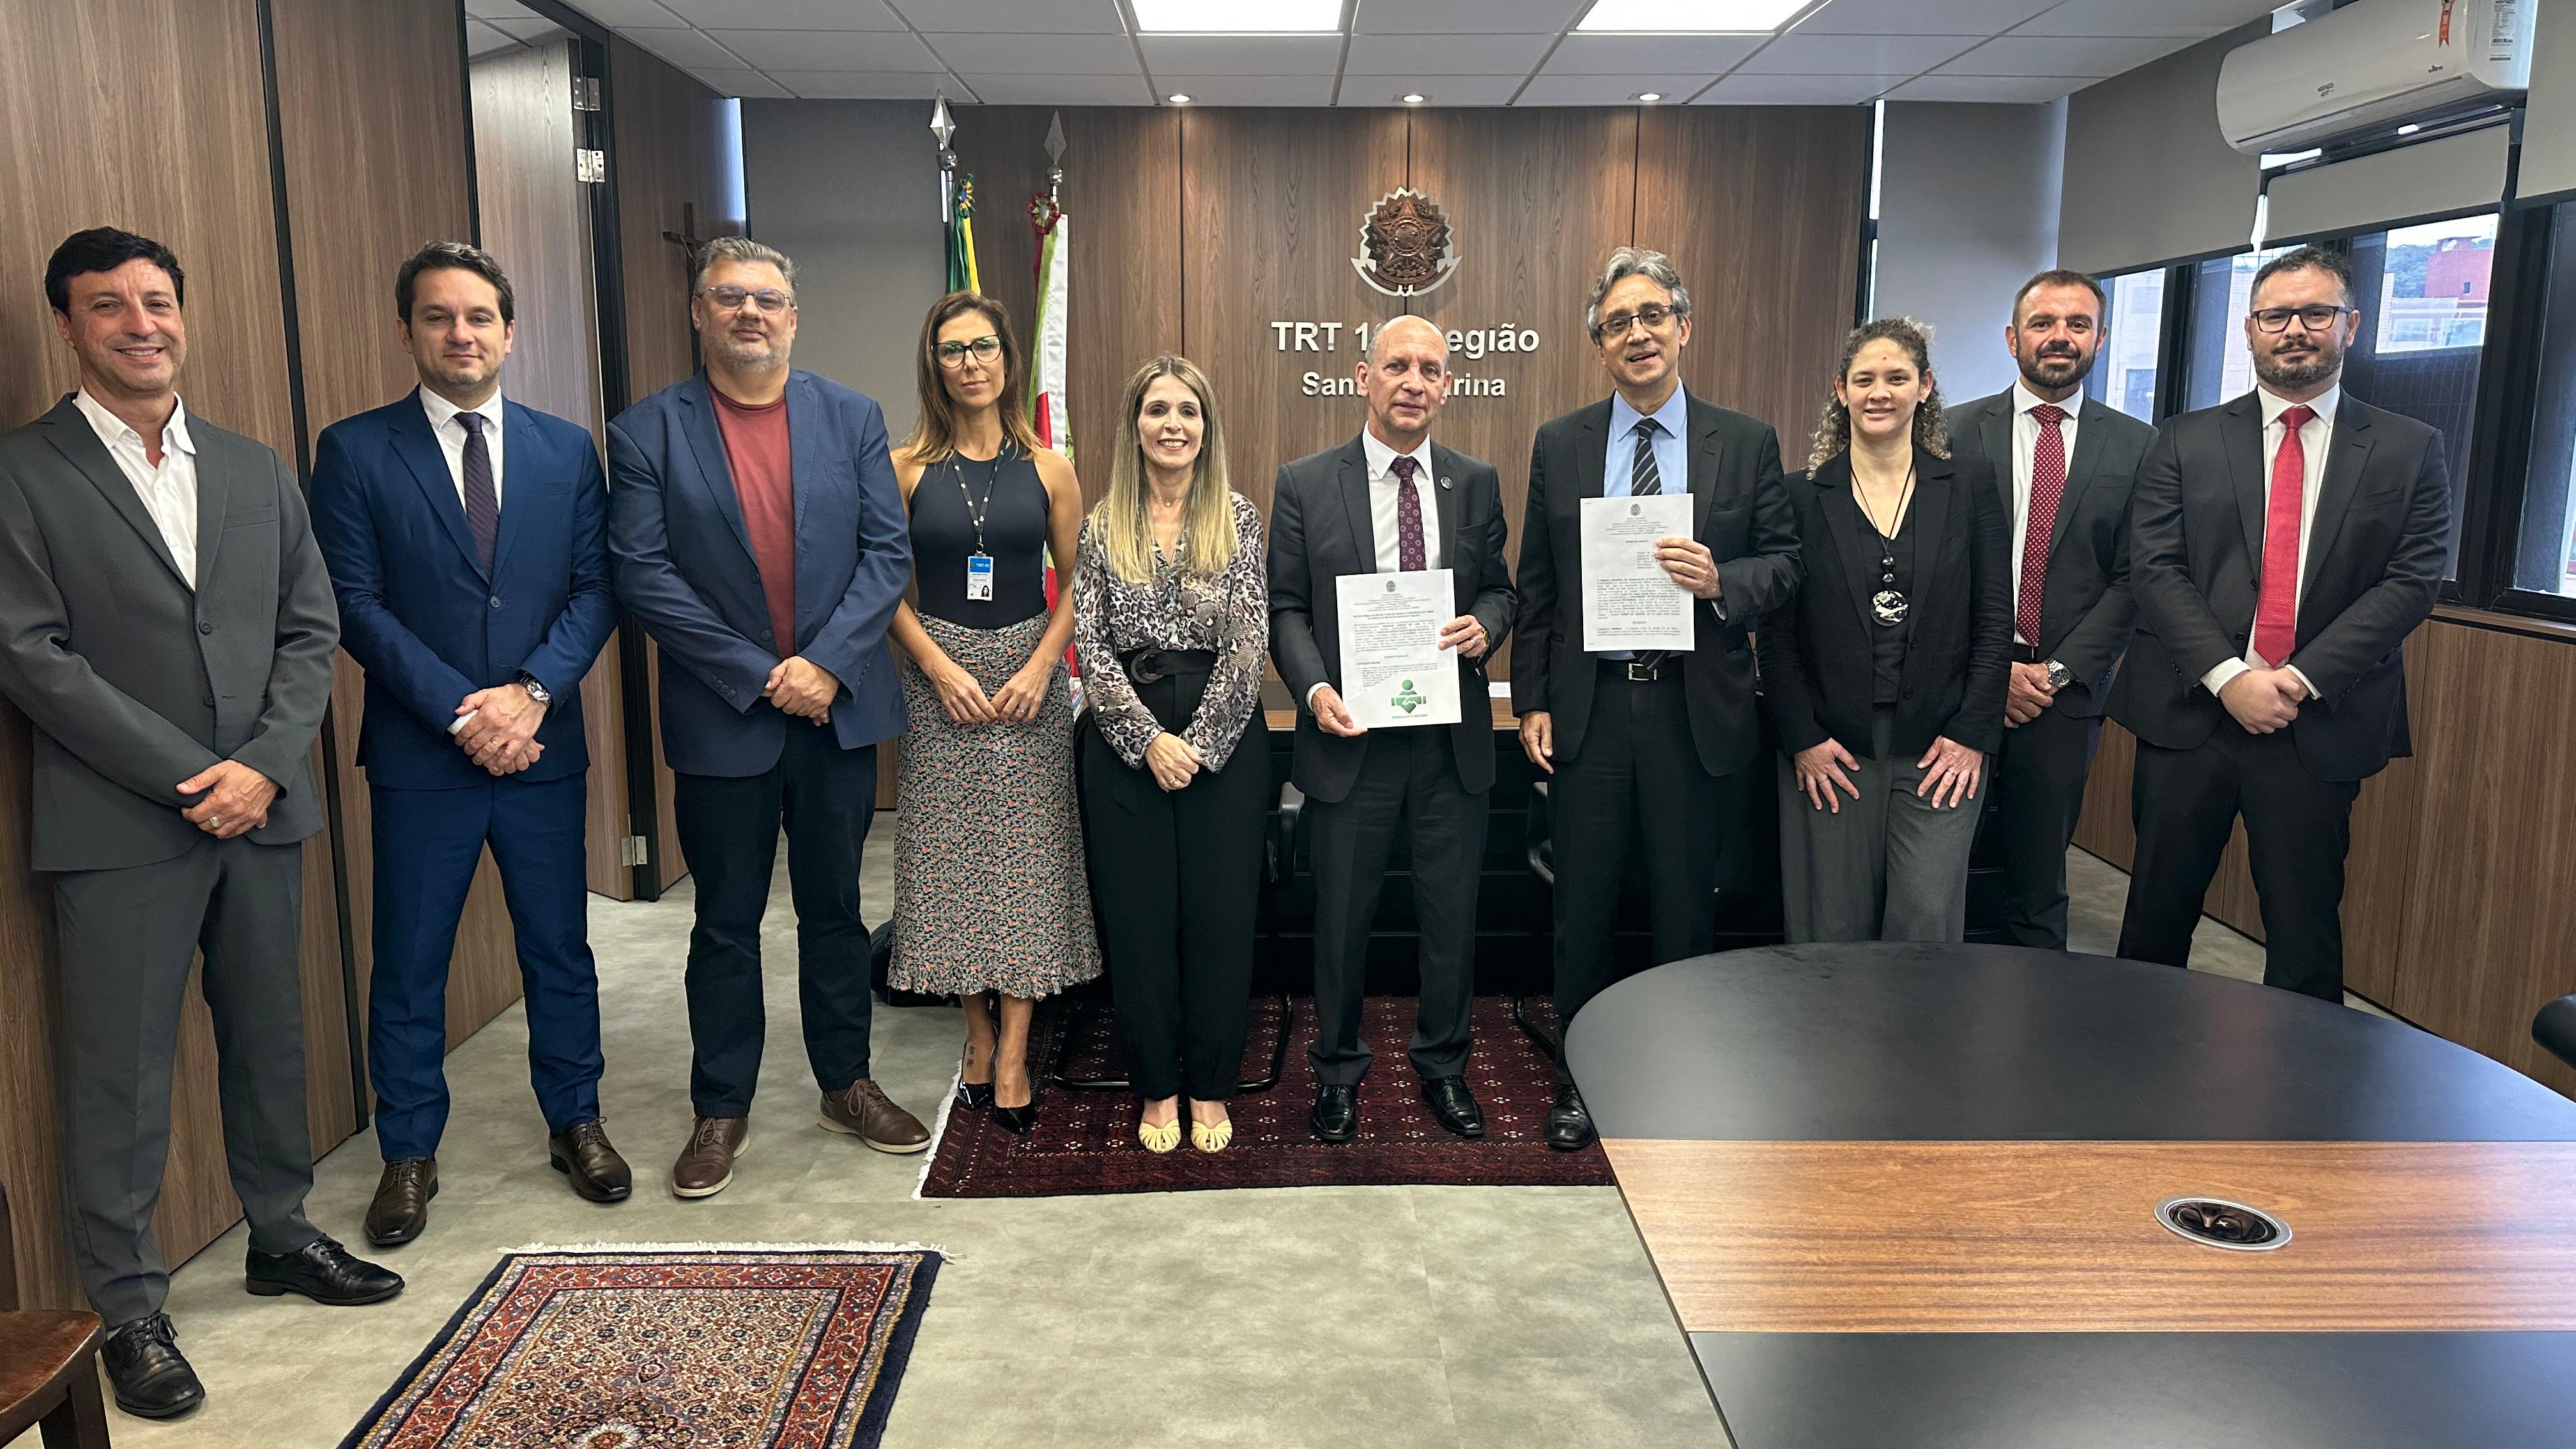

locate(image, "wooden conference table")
[[1564, 943, 2576, 1448]]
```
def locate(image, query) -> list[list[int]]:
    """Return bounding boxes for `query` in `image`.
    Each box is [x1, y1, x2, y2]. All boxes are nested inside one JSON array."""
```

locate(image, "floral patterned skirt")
[[890, 612, 1102, 999]]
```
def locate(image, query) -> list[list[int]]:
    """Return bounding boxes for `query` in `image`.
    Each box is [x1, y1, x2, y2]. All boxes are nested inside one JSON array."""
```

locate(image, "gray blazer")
[[0, 396, 339, 871]]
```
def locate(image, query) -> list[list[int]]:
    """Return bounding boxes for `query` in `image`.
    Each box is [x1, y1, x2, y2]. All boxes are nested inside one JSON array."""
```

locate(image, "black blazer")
[[1508, 392, 1802, 776], [2107, 390, 2450, 783], [1944, 388, 2156, 718], [1758, 446, 2012, 760], [1267, 434, 1516, 802]]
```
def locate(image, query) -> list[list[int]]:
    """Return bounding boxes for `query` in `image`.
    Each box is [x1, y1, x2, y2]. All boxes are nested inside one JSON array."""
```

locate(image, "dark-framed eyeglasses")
[[698, 285, 793, 315], [935, 335, 1003, 368], [1597, 303, 1683, 340], [2250, 303, 2353, 334]]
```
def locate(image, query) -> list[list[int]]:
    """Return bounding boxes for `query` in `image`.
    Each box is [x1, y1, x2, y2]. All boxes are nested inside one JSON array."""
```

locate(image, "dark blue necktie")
[[459, 411, 498, 573]]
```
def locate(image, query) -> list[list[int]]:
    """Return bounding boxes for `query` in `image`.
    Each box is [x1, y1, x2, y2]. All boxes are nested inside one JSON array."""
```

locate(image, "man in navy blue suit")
[[311, 243, 625, 1246], [607, 236, 928, 1199]]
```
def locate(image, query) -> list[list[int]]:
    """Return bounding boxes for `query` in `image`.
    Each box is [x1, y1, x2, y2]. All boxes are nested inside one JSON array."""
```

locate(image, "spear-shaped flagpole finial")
[[1044, 111, 1066, 203], [931, 95, 956, 155]]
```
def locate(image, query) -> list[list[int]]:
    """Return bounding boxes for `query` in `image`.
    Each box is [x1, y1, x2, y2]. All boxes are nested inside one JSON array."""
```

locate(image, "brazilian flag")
[[947, 173, 980, 294]]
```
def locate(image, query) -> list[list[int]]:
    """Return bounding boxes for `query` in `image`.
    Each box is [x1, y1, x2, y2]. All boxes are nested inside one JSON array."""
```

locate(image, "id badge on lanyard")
[[965, 552, 995, 602]]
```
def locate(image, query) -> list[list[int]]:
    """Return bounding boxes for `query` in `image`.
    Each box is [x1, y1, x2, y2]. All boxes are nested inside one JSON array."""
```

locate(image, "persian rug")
[[919, 995, 1615, 1197], [339, 1247, 939, 1449]]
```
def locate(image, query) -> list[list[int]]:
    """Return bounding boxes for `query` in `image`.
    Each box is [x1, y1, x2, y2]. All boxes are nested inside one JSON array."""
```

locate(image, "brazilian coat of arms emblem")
[[1352, 187, 1459, 298]]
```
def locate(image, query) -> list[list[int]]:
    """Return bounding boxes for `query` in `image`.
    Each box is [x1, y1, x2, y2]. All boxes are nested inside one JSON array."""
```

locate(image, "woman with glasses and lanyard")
[[887, 292, 1098, 1135], [1071, 355, 1269, 1154], [1759, 318, 2011, 942]]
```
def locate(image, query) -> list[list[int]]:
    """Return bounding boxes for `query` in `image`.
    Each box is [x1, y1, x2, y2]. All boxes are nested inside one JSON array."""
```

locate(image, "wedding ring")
[[210, 815, 225, 829]]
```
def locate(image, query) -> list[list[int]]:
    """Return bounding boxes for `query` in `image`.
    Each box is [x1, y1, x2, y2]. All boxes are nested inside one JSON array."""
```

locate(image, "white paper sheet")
[[1335, 569, 1462, 729], [1579, 493, 1696, 652]]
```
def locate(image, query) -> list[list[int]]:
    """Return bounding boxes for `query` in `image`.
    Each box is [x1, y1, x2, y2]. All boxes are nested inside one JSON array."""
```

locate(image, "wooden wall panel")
[[1062, 107, 1183, 503], [1635, 107, 1873, 458]]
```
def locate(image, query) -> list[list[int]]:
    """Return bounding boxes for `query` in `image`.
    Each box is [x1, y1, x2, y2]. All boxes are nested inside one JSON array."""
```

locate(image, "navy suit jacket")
[[310, 390, 616, 791], [606, 370, 909, 776]]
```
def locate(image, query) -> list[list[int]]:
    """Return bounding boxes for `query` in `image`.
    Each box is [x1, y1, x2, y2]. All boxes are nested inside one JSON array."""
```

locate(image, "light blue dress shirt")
[[1602, 387, 1696, 657]]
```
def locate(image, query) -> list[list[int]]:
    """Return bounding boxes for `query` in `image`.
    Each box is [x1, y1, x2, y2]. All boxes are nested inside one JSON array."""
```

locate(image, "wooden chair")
[[0, 1184, 111, 1448]]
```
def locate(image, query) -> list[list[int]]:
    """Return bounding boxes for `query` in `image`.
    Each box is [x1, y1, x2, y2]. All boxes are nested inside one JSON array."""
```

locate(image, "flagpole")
[[931, 95, 957, 286]]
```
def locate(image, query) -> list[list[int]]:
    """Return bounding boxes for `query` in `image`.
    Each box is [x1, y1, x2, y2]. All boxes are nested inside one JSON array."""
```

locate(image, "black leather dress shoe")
[[1545, 1082, 1595, 1151], [364, 1157, 436, 1246], [1422, 1076, 1486, 1138], [550, 1120, 634, 1202], [245, 1236, 404, 1306], [1310, 1083, 1358, 1143], [102, 1312, 204, 1419]]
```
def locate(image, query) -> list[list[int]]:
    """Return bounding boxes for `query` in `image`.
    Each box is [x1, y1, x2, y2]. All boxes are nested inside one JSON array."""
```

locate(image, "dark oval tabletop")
[[1562, 942, 2576, 1143]]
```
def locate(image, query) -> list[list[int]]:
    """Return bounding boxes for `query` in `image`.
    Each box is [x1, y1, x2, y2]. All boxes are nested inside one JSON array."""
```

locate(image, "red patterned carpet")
[[339, 1249, 939, 1449], [919, 995, 1614, 1197]]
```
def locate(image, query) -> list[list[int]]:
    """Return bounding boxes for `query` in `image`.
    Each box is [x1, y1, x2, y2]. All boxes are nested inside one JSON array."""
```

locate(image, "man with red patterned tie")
[[2111, 247, 2453, 1000], [1947, 272, 2156, 951]]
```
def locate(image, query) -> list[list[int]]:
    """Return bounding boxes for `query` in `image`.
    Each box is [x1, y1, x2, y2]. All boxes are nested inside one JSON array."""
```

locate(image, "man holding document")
[[1512, 247, 1802, 1149], [1269, 315, 1516, 1144]]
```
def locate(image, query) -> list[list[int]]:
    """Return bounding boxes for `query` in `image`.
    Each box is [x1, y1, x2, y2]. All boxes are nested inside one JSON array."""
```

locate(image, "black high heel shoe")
[[990, 1101, 1037, 1136], [956, 1045, 995, 1110]]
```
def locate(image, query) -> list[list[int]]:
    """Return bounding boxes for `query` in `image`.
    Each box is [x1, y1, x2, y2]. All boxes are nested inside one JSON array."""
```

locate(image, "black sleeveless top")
[[910, 448, 1050, 629]]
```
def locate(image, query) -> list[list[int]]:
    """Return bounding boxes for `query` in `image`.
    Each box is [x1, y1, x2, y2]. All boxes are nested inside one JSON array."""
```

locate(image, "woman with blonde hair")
[[1757, 318, 2011, 942], [885, 291, 1098, 1135], [1071, 354, 1268, 1154]]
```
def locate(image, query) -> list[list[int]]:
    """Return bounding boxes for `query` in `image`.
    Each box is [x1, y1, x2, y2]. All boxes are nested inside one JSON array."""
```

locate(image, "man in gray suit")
[[0, 229, 400, 1422], [1269, 316, 1515, 1144]]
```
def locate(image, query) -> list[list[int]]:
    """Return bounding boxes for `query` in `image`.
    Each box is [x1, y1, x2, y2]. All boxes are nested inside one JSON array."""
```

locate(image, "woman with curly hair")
[[1756, 318, 2011, 942]]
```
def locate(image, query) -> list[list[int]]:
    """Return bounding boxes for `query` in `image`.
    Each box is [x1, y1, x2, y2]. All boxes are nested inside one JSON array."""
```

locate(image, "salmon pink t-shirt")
[[710, 388, 797, 655]]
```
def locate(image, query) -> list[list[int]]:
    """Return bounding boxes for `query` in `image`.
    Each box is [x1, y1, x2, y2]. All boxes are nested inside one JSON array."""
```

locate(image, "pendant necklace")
[[1860, 461, 1918, 629]]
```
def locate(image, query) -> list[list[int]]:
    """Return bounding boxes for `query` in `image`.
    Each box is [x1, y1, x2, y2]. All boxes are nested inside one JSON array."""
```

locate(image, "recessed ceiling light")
[[1167, 93, 1192, 103], [1577, 0, 1805, 33], [1132, 0, 1340, 33], [1634, 91, 1663, 102], [2396, 122, 2422, 135], [1401, 92, 1427, 104]]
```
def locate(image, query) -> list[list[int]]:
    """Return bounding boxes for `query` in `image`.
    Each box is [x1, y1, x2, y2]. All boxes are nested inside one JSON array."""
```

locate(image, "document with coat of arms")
[[1335, 569, 1461, 730], [1580, 493, 1696, 652]]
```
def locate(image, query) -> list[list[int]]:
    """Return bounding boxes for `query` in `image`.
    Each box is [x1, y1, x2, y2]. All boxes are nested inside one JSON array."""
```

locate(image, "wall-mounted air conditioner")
[[2217, 0, 2530, 155]]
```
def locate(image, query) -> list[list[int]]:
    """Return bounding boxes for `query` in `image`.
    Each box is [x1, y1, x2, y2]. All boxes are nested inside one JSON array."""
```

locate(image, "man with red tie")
[[2111, 246, 2453, 1000], [1947, 271, 2156, 951]]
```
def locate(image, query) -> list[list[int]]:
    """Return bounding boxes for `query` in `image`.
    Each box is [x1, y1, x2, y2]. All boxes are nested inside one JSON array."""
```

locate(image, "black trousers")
[[672, 725, 879, 1117], [2116, 727, 2358, 1002], [1080, 680, 1268, 1101], [1990, 703, 2103, 951], [1551, 665, 1731, 1035], [1307, 725, 1487, 1087]]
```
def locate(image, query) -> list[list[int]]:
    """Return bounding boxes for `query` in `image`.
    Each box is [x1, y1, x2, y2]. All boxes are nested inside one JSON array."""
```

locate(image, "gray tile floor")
[[109, 838, 2344, 1448]]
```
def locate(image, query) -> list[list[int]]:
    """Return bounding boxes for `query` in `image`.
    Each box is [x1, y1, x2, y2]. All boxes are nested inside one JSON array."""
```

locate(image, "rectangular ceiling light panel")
[[1131, 0, 1342, 32], [1575, 0, 1805, 32]]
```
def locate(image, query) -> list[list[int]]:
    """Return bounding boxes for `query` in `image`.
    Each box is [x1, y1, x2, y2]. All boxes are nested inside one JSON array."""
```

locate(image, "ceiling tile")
[[773, 70, 954, 99], [711, 27, 946, 71], [1152, 74, 1337, 104], [2011, 0, 2278, 38], [654, 0, 904, 27], [1887, 72, 2088, 102], [558, 0, 690, 25], [1698, 72, 1899, 104], [1935, 33, 2189, 77], [491, 17, 567, 41], [1339, 33, 1557, 74], [1515, 72, 1709, 105], [1546, 34, 1763, 73], [1138, 36, 1344, 75], [464, 0, 537, 19], [690, 67, 795, 98], [887, 0, 1127, 30], [465, 19, 523, 57], [1355, 0, 1586, 32], [1797, 0, 2055, 36], [926, 33, 1142, 75], [1738, 31, 1981, 74], [960, 72, 1156, 103], [626, 27, 750, 70], [1352, 76, 1528, 103]]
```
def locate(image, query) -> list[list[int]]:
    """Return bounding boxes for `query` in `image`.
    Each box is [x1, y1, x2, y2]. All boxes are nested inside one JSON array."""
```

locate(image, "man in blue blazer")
[[606, 236, 928, 1199], [310, 243, 625, 1246]]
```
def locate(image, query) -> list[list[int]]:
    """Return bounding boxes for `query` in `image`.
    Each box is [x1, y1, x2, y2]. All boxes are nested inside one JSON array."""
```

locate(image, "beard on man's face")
[[2254, 335, 2339, 392], [2016, 341, 2094, 392]]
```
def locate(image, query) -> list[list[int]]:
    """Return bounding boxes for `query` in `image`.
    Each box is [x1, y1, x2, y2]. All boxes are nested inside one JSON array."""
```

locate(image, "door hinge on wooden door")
[[576, 149, 607, 183], [572, 75, 601, 111]]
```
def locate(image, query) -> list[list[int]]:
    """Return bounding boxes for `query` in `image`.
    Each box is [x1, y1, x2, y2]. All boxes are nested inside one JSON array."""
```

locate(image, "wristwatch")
[[2043, 659, 2074, 691], [516, 672, 553, 707]]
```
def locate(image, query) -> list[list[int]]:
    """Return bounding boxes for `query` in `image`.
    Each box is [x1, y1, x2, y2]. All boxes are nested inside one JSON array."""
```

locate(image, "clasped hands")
[[454, 682, 548, 775], [2004, 661, 2055, 727], [2218, 666, 2309, 735], [928, 656, 1052, 726], [763, 656, 841, 724], [178, 759, 279, 838], [1312, 614, 1489, 739]]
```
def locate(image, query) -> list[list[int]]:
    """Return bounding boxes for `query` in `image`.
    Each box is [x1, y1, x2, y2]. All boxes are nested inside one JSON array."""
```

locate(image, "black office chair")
[[2533, 994, 2576, 1072]]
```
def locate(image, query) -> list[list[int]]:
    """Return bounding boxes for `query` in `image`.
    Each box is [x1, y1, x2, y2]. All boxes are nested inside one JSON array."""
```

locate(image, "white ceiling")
[[533, 0, 2285, 106]]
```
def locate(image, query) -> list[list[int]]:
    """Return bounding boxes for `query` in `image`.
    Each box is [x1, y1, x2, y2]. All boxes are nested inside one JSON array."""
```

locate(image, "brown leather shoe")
[[819, 1080, 930, 1154], [549, 1120, 633, 1202], [364, 1158, 436, 1247], [670, 1116, 748, 1199]]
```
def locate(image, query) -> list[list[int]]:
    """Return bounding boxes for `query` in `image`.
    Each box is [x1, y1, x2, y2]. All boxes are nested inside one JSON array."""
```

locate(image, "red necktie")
[[2016, 403, 2066, 647], [2253, 403, 2315, 668], [1390, 455, 1426, 572]]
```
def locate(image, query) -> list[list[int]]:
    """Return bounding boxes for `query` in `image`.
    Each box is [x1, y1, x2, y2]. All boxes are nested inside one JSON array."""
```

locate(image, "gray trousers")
[[1777, 707, 1981, 944], [55, 835, 321, 1326]]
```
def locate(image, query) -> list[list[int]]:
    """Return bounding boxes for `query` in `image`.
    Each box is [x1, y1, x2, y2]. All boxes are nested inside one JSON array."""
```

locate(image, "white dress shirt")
[[73, 389, 199, 588], [1310, 428, 1445, 707], [2201, 382, 2339, 702], [418, 385, 507, 509], [2008, 379, 2083, 650]]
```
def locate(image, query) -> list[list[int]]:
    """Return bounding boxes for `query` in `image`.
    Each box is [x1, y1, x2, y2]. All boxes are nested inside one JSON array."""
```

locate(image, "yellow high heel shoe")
[[1190, 1116, 1232, 1154], [1138, 1116, 1182, 1154]]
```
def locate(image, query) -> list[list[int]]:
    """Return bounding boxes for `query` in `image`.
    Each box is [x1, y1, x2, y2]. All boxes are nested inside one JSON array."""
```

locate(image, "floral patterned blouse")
[[1072, 491, 1269, 772]]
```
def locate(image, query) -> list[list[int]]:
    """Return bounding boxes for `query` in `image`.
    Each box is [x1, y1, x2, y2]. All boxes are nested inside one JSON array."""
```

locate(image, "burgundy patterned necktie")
[[1390, 454, 1426, 572], [2016, 402, 2067, 647], [459, 410, 498, 573]]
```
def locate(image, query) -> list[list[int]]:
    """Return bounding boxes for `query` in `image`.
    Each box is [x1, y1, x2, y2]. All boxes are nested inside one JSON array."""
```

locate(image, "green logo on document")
[[1391, 678, 1425, 714]]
